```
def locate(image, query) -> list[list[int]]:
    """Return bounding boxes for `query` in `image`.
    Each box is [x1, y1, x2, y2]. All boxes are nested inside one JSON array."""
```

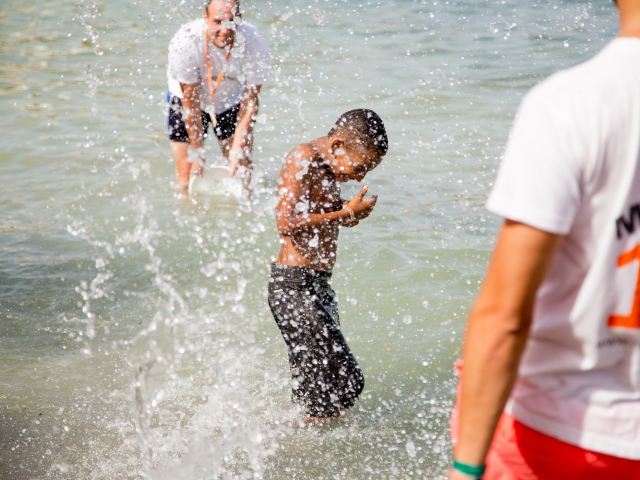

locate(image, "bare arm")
[[180, 82, 206, 176], [228, 84, 261, 175], [275, 146, 376, 236], [451, 220, 562, 477]]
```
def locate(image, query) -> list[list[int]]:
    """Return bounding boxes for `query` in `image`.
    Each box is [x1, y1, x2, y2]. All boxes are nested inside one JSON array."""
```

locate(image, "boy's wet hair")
[[328, 109, 388, 157]]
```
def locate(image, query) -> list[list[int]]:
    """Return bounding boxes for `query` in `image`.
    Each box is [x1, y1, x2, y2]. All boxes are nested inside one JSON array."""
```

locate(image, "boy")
[[268, 109, 388, 422]]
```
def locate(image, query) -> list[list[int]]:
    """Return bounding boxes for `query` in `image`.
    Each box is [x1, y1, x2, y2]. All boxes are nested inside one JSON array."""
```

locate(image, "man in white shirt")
[[451, 0, 640, 478], [166, 0, 270, 190]]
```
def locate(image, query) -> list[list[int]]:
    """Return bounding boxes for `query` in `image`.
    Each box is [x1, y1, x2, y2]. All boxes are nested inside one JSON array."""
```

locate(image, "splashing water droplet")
[[406, 439, 417, 458]]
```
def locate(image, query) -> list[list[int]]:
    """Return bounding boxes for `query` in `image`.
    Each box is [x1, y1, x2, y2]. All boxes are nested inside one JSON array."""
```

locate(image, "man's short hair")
[[205, 0, 240, 14], [328, 109, 388, 157]]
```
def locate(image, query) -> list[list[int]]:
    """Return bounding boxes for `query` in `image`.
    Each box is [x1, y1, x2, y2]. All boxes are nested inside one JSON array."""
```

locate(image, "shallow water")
[[0, 0, 617, 478]]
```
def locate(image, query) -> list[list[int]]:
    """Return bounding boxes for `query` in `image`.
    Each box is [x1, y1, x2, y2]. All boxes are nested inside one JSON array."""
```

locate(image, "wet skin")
[[275, 135, 382, 272]]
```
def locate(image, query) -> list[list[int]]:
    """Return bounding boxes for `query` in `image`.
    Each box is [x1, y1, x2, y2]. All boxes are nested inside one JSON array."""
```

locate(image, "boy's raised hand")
[[347, 185, 378, 221]]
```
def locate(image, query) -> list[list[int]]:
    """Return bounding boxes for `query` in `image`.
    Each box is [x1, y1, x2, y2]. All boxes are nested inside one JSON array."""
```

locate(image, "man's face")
[[335, 144, 383, 182], [204, 0, 240, 48]]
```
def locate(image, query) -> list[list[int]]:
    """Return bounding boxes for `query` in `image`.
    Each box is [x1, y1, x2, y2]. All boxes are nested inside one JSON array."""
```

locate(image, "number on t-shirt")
[[608, 244, 640, 329]]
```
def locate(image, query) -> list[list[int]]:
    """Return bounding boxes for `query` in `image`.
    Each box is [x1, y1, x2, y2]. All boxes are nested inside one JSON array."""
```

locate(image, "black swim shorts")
[[268, 263, 365, 418], [166, 96, 240, 142]]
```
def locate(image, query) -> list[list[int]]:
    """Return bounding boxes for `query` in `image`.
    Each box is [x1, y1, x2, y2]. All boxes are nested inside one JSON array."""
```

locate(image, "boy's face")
[[333, 141, 383, 182]]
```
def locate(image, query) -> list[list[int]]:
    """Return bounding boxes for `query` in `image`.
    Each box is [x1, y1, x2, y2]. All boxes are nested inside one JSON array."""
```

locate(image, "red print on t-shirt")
[[608, 244, 640, 329]]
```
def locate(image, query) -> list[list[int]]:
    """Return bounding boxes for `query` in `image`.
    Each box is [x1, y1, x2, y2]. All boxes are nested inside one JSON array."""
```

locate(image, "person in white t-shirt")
[[166, 0, 270, 190], [450, 1, 640, 478]]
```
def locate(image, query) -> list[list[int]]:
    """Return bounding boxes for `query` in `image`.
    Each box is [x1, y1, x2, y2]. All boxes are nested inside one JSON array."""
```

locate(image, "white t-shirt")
[[167, 19, 270, 114], [487, 37, 640, 459]]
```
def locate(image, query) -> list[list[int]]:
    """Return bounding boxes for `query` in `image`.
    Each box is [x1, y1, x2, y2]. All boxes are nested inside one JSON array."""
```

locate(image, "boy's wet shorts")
[[268, 263, 365, 418], [165, 96, 240, 142]]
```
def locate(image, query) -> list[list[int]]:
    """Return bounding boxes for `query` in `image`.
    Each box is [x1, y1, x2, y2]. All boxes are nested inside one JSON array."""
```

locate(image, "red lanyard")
[[204, 28, 234, 102]]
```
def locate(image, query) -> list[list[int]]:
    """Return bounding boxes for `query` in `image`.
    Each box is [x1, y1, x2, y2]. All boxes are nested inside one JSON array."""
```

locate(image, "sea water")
[[0, 0, 617, 478]]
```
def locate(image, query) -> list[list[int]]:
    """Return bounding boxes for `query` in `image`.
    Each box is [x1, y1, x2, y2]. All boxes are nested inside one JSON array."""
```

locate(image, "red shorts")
[[451, 363, 640, 479]]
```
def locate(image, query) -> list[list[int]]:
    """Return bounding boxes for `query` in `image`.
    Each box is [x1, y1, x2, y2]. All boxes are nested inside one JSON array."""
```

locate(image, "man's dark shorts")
[[268, 263, 365, 418], [166, 96, 240, 142]]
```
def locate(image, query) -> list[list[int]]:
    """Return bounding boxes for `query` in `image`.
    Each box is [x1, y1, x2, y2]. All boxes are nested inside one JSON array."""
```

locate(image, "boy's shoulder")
[[280, 143, 322, 179], [285, 143, 317, 163]]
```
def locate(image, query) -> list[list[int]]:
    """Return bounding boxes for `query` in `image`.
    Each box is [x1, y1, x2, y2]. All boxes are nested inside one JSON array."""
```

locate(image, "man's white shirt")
[[488, 37, 640, 459], [167, 18, 270, 114]]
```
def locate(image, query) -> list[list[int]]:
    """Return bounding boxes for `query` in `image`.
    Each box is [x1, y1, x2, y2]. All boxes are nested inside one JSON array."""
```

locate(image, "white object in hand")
[[188, 165, 243, 198]]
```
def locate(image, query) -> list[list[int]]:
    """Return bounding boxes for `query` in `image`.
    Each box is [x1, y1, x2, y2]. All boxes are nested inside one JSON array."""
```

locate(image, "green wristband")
[[453, 460, 486, 478]]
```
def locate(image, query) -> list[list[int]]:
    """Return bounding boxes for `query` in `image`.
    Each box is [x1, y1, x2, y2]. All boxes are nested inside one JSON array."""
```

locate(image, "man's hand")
[[190, 157, 204, 177], [187, 146, 205, 178], [227, 150, 251, 177], [346, 185, 378, 221]]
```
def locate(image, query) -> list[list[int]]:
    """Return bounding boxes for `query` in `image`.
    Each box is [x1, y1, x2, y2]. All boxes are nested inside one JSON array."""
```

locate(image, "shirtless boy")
[[268, 109, 388, 421]]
